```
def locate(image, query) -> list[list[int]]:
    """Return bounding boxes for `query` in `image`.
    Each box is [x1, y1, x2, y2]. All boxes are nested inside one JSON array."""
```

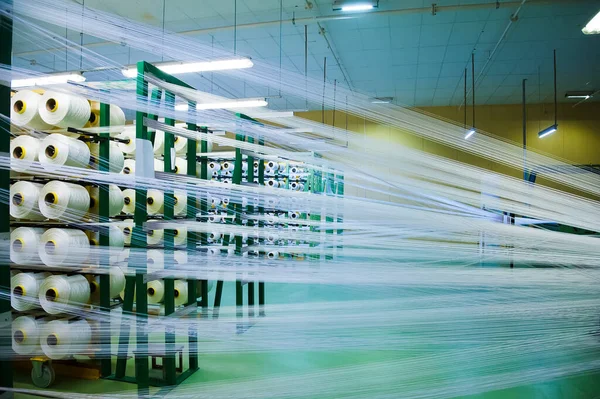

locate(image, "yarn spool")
[[39, 181, 90, 221], [207, 247, 220, 256], [174, 250, 188, 266], [121, 159, 136, 175], [208, 213, 223, 223], [39, 134, 91, 169], [153, 130, 165, 155], [12, 315, 47, 356], [10, 227, 45, 265], [290, 182, 303, 191], [11, 90, 54, 130], [39, 275, 91, 315], [221, 161, 235, 172], [147, 219, 164, 246], [174, 157, 187, 175], [147, 249, 165, 272], [266, 232, 279, 244], [116, 126, 136, 155], [154, 159, 165, 172], [147, 280, 164, 304], [40, 318, 92, 360], [210, 197, 221, 209], [121, 188, 136, 214], [86, 226, 125, 249], [89, 266, 126, 302], [174, 280, 188, 306], [120, 219, 134, 246], [86, 103, 126, 135], [174, 226, 187, 247], [208, 161, 221, 174], [208, 231, 222, 243], [10, 181, 45, 220], [174, 191, 188, 216], [38, 91, 91, 129], [87, 184, 125, 217], [10, 135, 41, 172], [266, 179, 280, 188], [267, 250, 280, 260], [174, 136, 213, 156], [38, 228, 90, 267], [88, 142, 125, 173], [147, 189, 164, 215], [11, 272, 51, 311]]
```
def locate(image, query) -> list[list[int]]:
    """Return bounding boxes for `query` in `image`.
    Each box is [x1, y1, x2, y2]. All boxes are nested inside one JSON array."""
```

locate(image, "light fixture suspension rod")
[[553, 49, 557, 126], [472, 53, 475, 129], [322, 56, 327, 124], [522, 78, 527, 180], [464, 68, 467, 129]]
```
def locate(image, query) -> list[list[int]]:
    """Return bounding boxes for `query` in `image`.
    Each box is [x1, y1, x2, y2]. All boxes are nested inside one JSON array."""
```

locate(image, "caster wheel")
[[31, 363, 55, 388]]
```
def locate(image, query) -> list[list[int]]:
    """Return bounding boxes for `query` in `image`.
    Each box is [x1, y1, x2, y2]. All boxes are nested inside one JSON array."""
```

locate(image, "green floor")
[[12, 282, 600, 398]]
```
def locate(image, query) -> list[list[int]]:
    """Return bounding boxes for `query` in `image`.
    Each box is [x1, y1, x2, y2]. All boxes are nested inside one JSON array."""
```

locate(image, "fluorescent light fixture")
[[122, 58, 254, 78], [342, 4, 374, 11], [333, 0, 378, 12], [11, 72, 86, 88], [538, 124, 558, 139], [175, 98, 268, 111], [371, 97, 393, 104], [464, 129, 476, 139], [582, 10, 600, 35], [565, 91, 594, 100]]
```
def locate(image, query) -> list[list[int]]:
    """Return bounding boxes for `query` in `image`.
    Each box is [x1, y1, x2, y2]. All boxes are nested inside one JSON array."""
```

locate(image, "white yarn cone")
[[11, 272, 50, 311], [87, 184, 125, 217], [10, 227, 45, 265], [11, 90, 53, 130], [38, 228, 90, 267], [10, 181, 45, 220], [39, 133, 90, 169], [38, 90, 91, 129], [39, 275, 91, 315], [10, 135, 41, 172], [40, 318, 92, 359], [39, 181, 90, 221], [12, 315, 47, 356]]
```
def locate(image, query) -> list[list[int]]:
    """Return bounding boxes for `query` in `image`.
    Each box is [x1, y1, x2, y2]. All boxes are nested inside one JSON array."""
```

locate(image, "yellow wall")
[[297, 102, 600, 193]]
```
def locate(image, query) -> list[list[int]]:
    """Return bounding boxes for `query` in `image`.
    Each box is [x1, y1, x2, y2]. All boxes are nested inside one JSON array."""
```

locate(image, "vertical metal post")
[[186, 102, 199, 371], [522, 79, 527, 181], [163, 91, 177, 386], [98, 103, 112, 377], [247, 137, 255, 317], [197, 126, 209, 311], [0, 0, 14, 394], [258, 138, 265, 316], [133, 61, 150, 396], [233, 135, 245, 326]]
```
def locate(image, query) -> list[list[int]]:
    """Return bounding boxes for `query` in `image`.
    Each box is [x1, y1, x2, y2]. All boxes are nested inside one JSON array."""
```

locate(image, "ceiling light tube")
[[175, 98, 268, 111], [333, 0, 378, 12], [464, 129, 476, 139], [582, 10, 600, 35], [565, 91, 593, 100], [538, 124, 558, 139], [11, 72, 86, 88], [371, 97, 393, 104], [122, 58, 254, 78]]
